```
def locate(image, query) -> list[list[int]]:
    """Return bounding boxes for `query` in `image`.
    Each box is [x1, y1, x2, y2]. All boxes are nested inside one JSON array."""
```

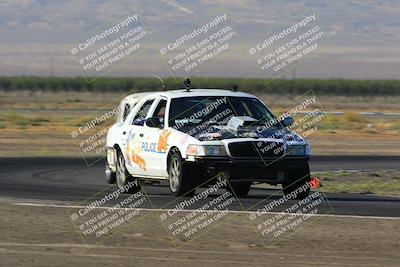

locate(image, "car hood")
[[177, 124, 304, 143]]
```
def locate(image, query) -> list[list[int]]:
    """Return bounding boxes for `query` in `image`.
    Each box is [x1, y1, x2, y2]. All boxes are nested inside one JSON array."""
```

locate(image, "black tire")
[[168, 149, 195, 197], [116, 150, 141, 194], [282, 164, 311, 200], [227, 182, 251, 198], [105, 160, 116, 184]]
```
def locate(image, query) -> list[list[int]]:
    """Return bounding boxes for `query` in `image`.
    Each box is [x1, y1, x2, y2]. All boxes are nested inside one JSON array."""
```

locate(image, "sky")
[[0, 0, 399, 79]]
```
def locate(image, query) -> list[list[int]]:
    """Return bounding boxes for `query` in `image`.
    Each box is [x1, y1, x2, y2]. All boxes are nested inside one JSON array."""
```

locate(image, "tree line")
[[0, 77, 399, 95]]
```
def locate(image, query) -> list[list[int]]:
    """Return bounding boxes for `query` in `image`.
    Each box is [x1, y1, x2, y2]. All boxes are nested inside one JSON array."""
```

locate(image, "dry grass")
[[314, 170, 400, 196], [0, 91, 399, 157]]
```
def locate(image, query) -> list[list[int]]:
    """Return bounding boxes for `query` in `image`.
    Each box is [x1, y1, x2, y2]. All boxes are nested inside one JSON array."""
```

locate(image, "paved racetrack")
[[0, 156, 399, 217]]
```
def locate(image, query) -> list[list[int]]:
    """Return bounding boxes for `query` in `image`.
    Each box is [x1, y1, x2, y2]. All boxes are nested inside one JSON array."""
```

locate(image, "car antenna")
[[153, 74, 167, 91], [184, 78, 191, 92], [232, 84, 238, 92]]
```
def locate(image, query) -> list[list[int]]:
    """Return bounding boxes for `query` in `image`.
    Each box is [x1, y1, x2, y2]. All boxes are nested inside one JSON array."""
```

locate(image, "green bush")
[[0, 77, 399, 96]]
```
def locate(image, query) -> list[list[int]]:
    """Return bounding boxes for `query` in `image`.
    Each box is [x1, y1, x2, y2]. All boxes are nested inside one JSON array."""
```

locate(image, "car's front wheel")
[[282, 164, 311, 200], [168, 149, 195, 197], [116, 150, 141, 194]]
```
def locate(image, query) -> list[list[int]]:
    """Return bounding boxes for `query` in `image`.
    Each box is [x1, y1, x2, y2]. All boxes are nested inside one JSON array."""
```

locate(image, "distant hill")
[[0, 0, 399, 78]]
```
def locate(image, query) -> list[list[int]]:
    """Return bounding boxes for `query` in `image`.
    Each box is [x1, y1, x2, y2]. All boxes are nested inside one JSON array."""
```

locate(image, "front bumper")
[[188, 156, 309, 184]]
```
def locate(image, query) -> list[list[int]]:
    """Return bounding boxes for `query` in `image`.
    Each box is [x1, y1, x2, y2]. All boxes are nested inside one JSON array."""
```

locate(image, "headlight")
[[286, 145, 306, 156], [186, 145, 227, 156]]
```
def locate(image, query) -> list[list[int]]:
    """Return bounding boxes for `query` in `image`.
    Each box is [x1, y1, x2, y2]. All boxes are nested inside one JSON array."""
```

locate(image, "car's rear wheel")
[[282, 164, 311, 200], [105, 160, 116, 184], [168, 149, 195, 197], [227, 182, 251, 198], [116, 150, 141, 194]]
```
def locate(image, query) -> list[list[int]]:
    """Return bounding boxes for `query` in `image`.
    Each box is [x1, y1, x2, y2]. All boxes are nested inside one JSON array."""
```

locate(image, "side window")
[[122, 103, 131, 121], [132, 99, 154, 125], [152, 99, 167, 126]]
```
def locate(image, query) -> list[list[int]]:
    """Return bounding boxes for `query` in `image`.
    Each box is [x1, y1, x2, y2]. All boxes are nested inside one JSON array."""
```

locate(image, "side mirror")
[[280, 117, 294, 128], [145, 117, 162, 128]]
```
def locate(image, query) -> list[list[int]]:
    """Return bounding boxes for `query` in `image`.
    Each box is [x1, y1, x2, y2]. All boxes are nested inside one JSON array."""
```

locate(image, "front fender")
[[165, 128, 199, 158]]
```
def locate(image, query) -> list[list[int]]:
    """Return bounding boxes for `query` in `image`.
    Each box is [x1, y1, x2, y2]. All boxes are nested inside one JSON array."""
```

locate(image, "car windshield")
[[168, 96, 276, 128]]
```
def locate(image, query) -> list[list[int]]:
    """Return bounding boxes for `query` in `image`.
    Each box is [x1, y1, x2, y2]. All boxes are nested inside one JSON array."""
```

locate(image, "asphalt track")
[[0, 156, 399, 217]]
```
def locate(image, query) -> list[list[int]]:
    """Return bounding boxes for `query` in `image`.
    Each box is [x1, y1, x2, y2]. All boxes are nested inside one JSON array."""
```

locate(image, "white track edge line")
[[12, 202, 400, 220]]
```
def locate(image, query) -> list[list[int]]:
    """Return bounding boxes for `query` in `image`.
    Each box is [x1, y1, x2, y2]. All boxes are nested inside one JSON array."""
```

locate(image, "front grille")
[[228, 141, 284, 158]]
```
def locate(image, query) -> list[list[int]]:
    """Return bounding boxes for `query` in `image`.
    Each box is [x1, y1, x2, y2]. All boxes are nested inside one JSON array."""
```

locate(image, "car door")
[[124, 98, 155, 177], [139, 96, 169, 177]]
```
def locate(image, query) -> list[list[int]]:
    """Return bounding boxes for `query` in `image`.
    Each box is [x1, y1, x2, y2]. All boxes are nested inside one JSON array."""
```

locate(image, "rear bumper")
[[188, 156, 309, 184]]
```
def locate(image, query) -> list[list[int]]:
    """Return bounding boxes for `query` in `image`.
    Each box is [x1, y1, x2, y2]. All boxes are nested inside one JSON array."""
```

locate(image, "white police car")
[[106, 86, 311, 198]]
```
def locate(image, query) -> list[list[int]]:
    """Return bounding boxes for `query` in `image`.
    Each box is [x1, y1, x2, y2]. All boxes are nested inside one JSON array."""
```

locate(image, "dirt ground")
[[0, 202, 399, 267]]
